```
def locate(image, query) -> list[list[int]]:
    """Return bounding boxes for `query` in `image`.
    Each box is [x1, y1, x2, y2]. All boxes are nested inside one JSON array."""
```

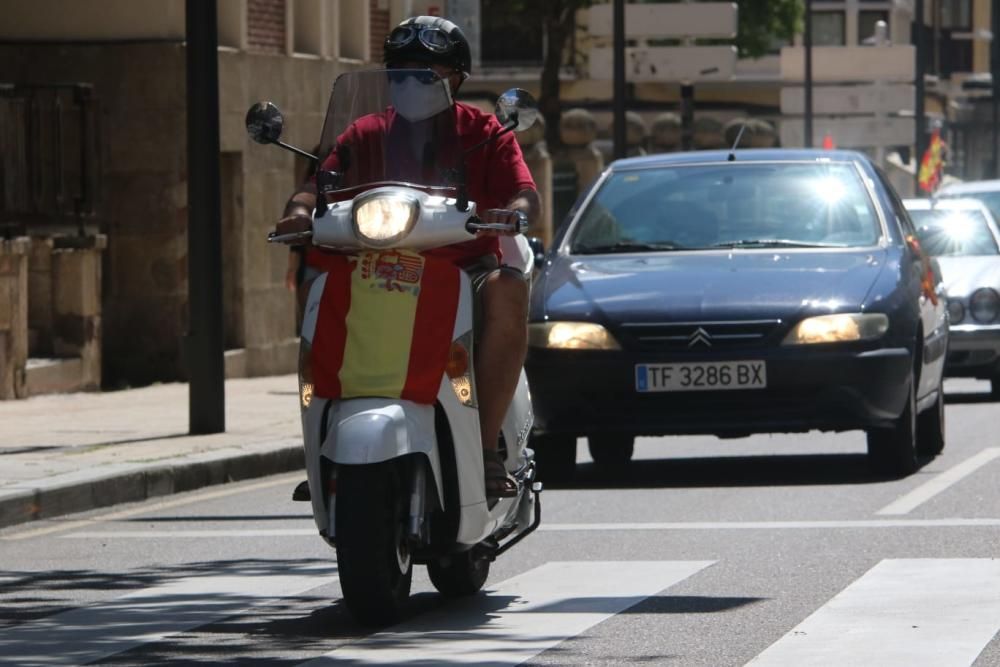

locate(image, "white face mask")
[[389, 74, 454, 123]]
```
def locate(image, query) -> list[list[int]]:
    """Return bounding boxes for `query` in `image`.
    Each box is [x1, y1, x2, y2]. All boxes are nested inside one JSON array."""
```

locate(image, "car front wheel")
[[866, 372, 918, 478], [916, 386, 945, 457]]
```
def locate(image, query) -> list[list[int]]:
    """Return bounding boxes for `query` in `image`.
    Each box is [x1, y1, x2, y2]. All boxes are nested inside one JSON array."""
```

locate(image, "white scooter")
[[246, 69, 542, 626]]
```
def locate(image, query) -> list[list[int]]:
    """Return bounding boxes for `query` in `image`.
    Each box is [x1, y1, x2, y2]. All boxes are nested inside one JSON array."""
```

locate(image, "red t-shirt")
[[308, 102, 535, 268]]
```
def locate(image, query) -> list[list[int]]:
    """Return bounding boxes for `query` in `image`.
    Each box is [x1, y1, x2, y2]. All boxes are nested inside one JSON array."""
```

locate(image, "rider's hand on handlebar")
[[272, 212, 313, 244], [477, 208, 527, 237]]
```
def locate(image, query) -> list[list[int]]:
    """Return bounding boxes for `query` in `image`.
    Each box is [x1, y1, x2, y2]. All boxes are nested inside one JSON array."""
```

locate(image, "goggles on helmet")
[[386, 25, 455, 55]]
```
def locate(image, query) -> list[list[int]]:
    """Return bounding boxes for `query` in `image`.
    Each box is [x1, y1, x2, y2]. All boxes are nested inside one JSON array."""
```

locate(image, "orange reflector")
[[445, 341, 470, 379]]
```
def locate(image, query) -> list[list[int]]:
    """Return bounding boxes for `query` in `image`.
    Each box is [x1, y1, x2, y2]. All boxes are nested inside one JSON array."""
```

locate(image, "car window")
[[568, 162, 881, 253], [910, 209, 1000, 256]]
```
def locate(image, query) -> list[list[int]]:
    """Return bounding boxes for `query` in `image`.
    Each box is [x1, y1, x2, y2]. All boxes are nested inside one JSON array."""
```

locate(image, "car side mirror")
[[246, 101, 284, 144], [528, 236, 546, 265]]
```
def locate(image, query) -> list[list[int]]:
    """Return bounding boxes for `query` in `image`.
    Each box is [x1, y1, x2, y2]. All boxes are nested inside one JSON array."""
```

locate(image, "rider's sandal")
[[484, 449, 518, 499]]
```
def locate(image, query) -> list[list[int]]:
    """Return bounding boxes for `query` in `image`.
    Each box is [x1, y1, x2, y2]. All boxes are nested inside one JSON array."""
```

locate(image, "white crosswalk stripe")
[[302, 560, 716, 666], [748, 559, 1000, 667], [0, 564, 337, 666], [4, 558, 1000, 665]]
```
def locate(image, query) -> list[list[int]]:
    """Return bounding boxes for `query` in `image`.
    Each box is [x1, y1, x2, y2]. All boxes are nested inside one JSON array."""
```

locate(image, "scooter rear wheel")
[[335, 461, 413, 626], [427, 549, 490, 597]]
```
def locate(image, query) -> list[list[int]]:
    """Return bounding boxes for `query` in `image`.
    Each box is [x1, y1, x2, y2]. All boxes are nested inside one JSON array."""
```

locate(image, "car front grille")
[[617, 319, 784, 351]]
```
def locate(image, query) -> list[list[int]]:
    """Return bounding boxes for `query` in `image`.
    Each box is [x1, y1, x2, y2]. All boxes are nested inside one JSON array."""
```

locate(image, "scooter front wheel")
[[334, 461, 413, 626]]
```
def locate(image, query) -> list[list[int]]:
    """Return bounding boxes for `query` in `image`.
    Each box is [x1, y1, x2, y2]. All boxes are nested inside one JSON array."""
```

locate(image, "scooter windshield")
[[316, 69, 462, 194]]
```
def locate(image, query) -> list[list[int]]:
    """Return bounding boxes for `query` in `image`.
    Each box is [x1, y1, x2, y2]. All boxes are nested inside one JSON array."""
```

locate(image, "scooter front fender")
[[305, 397, 444, 508]]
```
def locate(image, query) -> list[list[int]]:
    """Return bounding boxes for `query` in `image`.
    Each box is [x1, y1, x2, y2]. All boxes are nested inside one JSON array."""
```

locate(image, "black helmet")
[[383, 16, 472, 77]]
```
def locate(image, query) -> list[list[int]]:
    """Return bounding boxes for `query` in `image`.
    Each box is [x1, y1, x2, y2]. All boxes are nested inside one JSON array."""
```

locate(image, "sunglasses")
[[386, 25, 455, 55]]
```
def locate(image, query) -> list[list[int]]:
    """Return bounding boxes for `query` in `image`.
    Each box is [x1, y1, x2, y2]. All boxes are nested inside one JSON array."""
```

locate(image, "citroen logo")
[[688, 327, 712, 348]]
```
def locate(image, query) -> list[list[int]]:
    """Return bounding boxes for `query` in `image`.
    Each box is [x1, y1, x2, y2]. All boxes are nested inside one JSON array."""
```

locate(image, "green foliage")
[[735, 0, 803, 59]]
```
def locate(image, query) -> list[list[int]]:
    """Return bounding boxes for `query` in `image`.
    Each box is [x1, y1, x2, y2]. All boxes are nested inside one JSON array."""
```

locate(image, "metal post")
[[613, 0, 626, 160], [992, 0, 1000, 177], [186, 0, 226, 434], [680, 83, 694, 150], [804, 0, 814, 148], [915, 0, 927, 191]]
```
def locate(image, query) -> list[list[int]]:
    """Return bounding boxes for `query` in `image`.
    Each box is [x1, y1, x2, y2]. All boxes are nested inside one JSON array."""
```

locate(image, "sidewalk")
[[0, 374, 304, 529]]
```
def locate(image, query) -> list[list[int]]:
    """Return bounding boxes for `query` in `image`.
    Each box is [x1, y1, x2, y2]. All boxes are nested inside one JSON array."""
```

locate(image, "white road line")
[[747, 559, 1000, 667], [60, 517, 1000, 539], [304, 560, 715, 666], [876, 447, 1000, 515], [539, 518, 1000, 530], [0, 564, 336, 666]]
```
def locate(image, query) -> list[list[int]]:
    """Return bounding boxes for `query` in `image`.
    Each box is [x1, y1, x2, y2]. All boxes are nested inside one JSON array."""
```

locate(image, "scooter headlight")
[[353, 193, 419, 247]]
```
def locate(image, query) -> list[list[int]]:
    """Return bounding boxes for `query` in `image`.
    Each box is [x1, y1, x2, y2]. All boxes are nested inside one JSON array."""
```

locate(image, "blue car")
[[526, 149, 948, 480]]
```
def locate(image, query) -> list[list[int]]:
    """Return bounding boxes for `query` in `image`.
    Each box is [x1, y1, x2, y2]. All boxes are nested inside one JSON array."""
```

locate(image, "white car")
[[904, 197, 1000, 398]]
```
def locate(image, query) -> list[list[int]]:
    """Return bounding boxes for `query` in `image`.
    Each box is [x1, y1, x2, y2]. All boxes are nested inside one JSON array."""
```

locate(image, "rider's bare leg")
[[476, 269, 529, 458]]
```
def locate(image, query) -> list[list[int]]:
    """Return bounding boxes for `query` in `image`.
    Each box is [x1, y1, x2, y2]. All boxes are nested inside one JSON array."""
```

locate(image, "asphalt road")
[[2, 378, 999, 666]]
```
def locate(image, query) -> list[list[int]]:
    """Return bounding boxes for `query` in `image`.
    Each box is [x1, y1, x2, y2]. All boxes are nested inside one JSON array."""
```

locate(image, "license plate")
[[636, 361, 767, 392]]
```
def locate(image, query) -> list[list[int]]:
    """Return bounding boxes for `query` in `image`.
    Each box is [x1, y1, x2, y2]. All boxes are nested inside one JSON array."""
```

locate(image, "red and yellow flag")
[[310, 250, 460, 405], [918, 128, 945, 194]]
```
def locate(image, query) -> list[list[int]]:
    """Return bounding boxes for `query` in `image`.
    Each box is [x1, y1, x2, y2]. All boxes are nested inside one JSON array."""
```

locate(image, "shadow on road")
[[542, 451, 930, 491], [944, 390, 994, 405]]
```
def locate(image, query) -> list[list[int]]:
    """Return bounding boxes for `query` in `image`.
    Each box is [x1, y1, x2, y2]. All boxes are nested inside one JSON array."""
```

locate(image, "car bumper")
[[526, 345, 912, 437], [945, 324, 1000, 377]]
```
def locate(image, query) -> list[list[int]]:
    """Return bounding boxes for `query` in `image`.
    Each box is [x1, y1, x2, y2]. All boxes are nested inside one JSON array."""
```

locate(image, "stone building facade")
[[0, 0, 389, 392]]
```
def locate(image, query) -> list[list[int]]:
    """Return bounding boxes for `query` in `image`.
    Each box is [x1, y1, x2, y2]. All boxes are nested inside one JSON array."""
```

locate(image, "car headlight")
[[782, 313, 889, 345], [970, 288, 1000, 323], [947, 299, 965, 324], [353, 193, 418, 247], [528, 322, 621, 350]]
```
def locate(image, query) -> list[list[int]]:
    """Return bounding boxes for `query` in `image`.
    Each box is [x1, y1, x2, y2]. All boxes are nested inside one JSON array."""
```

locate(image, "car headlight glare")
[[353, 194, 418, 247], [783, 313, 889, 345], [970, 288, 1000, 323], [947, 299, 965, 324], [528, 322, 621, 350]]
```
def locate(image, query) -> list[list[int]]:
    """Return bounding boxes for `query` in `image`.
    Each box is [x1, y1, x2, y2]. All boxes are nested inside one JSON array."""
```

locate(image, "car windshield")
[[569, 162, 882, 254], [938, 190, 1000, 223], [910, 208, 1000, 256]]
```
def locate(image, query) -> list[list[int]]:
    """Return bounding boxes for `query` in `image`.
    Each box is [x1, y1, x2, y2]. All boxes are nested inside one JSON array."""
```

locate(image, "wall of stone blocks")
[[0, 42, 354, 387], [0, 238, 29, 399]]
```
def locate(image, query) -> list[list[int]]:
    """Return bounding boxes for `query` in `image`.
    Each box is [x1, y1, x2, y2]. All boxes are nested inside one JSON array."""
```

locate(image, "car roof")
[[607, 148, 871, 170], [903, 197, 989, 212], [937, 179, 1000, 195]]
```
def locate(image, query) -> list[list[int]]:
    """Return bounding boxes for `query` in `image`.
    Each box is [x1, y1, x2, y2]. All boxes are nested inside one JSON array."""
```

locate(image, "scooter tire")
[[427, 549, 490, 597], [335, 461, 413, 626]]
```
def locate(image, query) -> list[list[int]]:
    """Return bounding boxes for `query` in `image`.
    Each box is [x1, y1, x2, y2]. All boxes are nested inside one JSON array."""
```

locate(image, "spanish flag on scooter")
[[309, 249, 461, 405]]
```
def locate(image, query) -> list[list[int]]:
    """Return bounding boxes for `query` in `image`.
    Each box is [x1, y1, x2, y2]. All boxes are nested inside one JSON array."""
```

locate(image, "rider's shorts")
[[463, 254, 528, 339]]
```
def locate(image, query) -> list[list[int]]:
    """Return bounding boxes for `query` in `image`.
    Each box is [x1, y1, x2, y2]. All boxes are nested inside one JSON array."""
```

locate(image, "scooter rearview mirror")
[[245, 101, 284, 145], [495, 88, 538, 132]]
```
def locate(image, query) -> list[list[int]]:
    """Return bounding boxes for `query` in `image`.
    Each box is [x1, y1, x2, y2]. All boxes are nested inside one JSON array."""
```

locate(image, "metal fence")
[[0, 83, 100, 239]]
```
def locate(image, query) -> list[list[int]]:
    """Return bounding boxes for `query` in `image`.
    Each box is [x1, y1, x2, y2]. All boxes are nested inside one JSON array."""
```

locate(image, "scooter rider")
[[276, 15, 541, 500]]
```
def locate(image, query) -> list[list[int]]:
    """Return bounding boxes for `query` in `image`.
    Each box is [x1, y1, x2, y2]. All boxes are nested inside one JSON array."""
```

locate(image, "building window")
[[941, 0, 972, 30], [859, 10, 889, 44], [481, 0, 544, 67], [812, 11, 846, 46], [339, 0, 370, 60]]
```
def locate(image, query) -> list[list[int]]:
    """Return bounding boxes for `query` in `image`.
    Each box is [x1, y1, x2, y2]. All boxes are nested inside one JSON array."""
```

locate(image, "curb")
[[0, 444, 305, 530]]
